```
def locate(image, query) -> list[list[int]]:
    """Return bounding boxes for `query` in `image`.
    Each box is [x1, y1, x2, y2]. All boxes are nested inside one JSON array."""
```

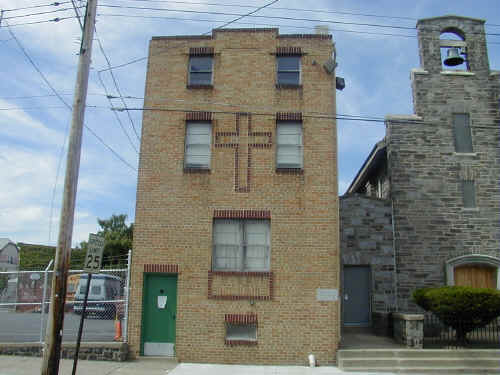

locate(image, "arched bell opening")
[[440, 28, 469, 71]]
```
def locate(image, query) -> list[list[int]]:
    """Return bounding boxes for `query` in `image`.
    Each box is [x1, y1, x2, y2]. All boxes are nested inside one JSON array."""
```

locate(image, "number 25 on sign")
[[84, 233, 105, 273]]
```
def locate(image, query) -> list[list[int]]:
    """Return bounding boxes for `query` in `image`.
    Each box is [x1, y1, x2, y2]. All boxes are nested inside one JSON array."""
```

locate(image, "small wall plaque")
[[316, 288, 338, 301]]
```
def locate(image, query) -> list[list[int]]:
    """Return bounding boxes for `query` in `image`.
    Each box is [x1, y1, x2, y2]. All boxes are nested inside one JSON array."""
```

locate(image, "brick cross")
[[215, 113, 272, 192]]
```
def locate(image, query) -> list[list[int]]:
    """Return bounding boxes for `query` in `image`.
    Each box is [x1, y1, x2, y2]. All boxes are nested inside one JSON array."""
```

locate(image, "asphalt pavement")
[[0, 356, 399, 375]]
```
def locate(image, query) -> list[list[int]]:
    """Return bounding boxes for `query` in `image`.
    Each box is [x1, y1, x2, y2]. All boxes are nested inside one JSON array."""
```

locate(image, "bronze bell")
[[444, 47, 465, 66]]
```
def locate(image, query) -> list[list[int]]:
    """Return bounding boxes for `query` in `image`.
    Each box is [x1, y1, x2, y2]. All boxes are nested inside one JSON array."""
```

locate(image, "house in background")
[[129, 28, 340, 364], [341, 15, 500, 328], [0, 238, 19, 306]]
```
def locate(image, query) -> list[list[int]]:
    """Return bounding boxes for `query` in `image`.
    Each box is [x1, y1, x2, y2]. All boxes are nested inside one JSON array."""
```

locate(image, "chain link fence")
[[0, 253, 130, 343]]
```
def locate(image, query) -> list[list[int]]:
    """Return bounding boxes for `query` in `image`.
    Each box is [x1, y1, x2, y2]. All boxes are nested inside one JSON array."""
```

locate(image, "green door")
[[142, 274, 178, 356]]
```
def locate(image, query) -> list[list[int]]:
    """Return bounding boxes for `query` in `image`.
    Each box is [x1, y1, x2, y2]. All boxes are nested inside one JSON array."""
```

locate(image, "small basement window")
[[226, 323, 257, 341]]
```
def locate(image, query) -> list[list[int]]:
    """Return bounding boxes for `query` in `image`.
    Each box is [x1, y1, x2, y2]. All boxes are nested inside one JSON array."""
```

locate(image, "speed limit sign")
[[84, 234, 105, 273]]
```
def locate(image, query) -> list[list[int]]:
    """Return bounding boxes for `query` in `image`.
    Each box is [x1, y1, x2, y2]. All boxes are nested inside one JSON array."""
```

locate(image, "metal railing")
[[0, 251, 130, 343], [423, 312, 500, 349]]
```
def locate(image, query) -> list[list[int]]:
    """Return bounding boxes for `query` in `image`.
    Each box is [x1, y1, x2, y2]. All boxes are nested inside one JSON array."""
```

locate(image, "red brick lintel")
[[186, 111, 212, 121], [144, 264, 179, 273], [213, 210, 271, 219], [276, 112, 302, 122], [224, 313, 258, 325]]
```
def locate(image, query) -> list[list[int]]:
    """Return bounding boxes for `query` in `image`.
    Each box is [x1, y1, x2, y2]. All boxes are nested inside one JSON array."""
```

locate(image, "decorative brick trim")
[[183, 168, 211, 174], [276, 168, 304, 175], [278, 34, 332, 40], [224, 313, 258, 325], [276, 84, 302, 89], [208, 271, 273, 300], [214, 28, 277, 34], [144, 264, 179, 273], [186, 111, 213, 122], [214, 113, 272, 192], [152, 35, 212, 40], [225, 340, 258, 346], [276, 112, 302, 122], [276, 46, 302, 56], [189, 47, 214, 56], [213, 210, 271, 219]]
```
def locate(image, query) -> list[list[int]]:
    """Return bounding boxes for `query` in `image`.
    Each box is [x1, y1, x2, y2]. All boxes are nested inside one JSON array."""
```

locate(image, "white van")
[[73, 274, 121, 318]]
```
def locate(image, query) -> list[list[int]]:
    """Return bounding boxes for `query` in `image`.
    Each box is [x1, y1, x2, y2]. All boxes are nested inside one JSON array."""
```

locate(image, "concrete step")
[[337, 349, 500, 373], [338, 349, 500, 358], [340, 358, 500, 368], [343, 367, 500, 374]]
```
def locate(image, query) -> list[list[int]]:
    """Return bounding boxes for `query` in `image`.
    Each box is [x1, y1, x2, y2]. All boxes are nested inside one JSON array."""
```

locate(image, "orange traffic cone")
[[114, 316, 122, 341]]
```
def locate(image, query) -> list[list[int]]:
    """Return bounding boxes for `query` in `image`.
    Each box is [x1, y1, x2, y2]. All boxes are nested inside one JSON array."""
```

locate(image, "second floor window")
[[276, 121, 303, 169], [277, 56, 300, 86], [185, 122, 211, 169], [189, 56, 213, 86]]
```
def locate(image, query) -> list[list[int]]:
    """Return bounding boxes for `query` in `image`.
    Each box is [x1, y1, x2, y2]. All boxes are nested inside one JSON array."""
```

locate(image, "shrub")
[[412, 286, 500, 342]]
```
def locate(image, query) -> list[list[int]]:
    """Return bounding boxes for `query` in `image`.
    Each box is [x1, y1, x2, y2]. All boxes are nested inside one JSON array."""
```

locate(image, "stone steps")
[[337, 349, 500, 373]]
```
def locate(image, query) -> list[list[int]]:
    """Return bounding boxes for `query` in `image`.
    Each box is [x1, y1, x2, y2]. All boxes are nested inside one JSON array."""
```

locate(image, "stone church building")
[[342, 15, 500, 329], [128, 28, 340, 364]]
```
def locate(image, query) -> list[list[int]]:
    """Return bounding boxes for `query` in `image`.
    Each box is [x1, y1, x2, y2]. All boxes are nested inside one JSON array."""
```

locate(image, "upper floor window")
[[276, 121, 303, 169], [213, 219, 270, 272], [188, 56, 213, 86], [277, 56, 301, 86], [453, 113, 473, 153], [184, 122, 211, 169]]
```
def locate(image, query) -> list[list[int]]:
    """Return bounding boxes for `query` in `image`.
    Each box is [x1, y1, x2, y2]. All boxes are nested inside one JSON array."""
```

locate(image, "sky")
[[0, 0, 499, 247]]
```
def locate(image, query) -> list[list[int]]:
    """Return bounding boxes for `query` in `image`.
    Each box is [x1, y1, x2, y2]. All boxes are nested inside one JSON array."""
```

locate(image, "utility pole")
[[41, 1, 97, 374]]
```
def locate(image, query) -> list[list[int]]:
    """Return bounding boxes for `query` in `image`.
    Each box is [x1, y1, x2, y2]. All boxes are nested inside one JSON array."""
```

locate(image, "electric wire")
[[4, 21, 137, 243], [1, 2, 72, 12], [70, 0, 84, 30], [2, 7, 83, 20], [204, 0, 279, 33], [0, 16, 75, 27], [95, 29, 141, 143]]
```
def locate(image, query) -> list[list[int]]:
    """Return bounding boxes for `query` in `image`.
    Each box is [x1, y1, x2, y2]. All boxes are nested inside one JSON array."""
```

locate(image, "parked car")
[[73, 274, 121, 319]]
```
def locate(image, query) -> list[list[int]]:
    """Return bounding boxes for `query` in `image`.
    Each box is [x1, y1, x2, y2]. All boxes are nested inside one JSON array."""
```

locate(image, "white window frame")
[[213, 219, 270, 272], [276, 56, 301, 86], [188, 56, 213, 86], [184, 121, 212, 169], [276, 121, 303, 169]]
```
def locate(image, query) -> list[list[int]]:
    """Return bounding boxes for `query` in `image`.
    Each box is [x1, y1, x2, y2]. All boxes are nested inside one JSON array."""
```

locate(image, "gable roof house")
[[128, 28, 340, 364], [341, 15, 500, 329], [0, 238, 19, 272]]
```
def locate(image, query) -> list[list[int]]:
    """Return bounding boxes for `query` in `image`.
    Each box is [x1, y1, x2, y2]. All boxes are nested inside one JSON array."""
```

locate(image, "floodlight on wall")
[[336, 77, 345, 91], [444, 47, 465, 66], [323, 58, 336, 74]]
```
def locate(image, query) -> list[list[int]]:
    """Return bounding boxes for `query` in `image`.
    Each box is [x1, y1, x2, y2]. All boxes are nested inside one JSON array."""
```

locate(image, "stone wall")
[[393, 313, 423, 348], [0, 342, 127, 361], [340, 194, 395, 314], [387, 16, 500, 311]]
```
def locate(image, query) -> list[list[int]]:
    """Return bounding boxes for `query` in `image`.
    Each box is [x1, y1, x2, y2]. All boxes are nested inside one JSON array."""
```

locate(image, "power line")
[[206, 0, 279, 33], [70, 0, 83, 30], [2, 7, 82, 20], [95, 29, 141, 143], [97, 4, 418, 30], [2, 2, 72, 13], [0, 16, 75, 27]]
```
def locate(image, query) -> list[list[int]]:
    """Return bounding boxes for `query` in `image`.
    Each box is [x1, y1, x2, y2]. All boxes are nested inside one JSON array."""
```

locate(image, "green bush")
[[412, 286, 500, 342]]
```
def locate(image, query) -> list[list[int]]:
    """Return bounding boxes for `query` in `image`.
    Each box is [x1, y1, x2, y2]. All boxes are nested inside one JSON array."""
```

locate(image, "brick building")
[[343, 15, 500, 322], [128, 28, 340, 364]]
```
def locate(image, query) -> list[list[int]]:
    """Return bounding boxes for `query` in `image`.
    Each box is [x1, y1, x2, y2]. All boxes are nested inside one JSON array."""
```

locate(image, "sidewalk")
[[0, 356, 397, 375]]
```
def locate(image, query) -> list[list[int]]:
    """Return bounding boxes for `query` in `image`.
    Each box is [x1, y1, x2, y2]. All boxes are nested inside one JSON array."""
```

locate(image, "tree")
[[78, 214, 133, 267], [413, 286, 500, 344]]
